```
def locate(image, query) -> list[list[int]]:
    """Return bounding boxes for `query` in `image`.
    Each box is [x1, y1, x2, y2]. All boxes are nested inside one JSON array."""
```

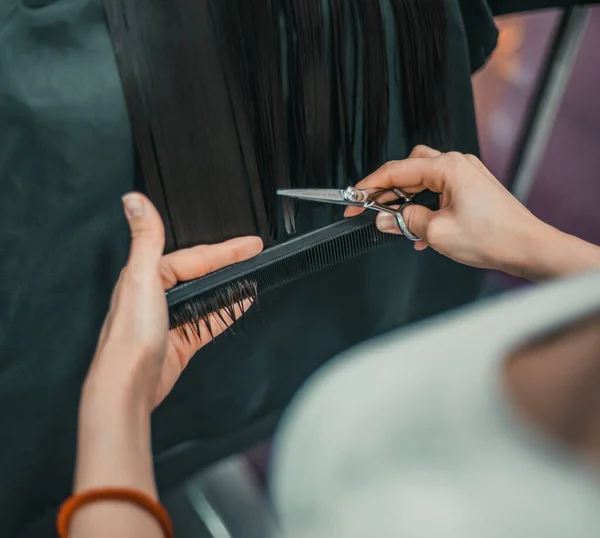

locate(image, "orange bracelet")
[[57, 487, 174, 538]]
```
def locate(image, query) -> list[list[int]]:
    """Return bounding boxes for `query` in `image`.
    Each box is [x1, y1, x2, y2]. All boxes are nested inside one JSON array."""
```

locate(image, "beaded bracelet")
[[57, 487, 174, 538]]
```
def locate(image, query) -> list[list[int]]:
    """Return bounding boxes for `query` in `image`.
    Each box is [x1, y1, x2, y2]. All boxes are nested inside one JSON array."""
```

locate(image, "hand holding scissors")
[[278, 184, 422, 241], [281, 145, 560, 277]]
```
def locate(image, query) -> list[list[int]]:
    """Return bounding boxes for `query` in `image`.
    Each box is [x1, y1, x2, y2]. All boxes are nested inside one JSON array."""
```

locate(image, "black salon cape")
[[0, 1, 593, 536]]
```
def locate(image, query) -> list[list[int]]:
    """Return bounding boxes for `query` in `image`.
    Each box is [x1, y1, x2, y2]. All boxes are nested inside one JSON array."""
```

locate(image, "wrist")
[[76, 378, 156, 495], [485, 216, 556, 281], [71, 386, 161, 538], [504, 219, 560, 281], [80, 373, 150, 429], [499, 219, 600, 282]]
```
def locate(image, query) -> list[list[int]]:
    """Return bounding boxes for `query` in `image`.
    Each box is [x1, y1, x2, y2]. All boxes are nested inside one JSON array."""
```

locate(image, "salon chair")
[[162, 453, 278, 538]]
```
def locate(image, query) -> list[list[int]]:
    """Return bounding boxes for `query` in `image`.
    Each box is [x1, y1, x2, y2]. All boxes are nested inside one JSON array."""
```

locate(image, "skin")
[[69, 146, 600, 537], [70, 194, 263, 538], [346, 145, 600, 281]]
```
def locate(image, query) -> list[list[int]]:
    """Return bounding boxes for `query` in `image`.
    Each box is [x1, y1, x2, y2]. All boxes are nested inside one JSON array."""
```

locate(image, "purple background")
[[477, 8, 600, 288]]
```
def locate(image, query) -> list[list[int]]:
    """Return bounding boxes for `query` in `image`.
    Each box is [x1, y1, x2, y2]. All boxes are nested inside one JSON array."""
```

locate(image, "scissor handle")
[[365, 200, 421, 242], [394, 203, 421, 242], [391, 188, 414, 204]]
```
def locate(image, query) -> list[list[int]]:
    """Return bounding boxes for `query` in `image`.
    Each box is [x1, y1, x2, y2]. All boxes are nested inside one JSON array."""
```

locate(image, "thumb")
[[122, 192, 166, 274], [376, 204, 435, 240]]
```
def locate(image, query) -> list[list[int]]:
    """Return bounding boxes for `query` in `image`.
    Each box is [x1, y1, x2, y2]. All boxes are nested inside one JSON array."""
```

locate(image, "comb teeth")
[[167, 193, 439, 335], [169, 279, 258, 342], [168, 218, 398, 336]]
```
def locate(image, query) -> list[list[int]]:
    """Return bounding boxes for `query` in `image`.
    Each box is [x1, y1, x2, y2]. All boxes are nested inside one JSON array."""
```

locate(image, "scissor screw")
[[343, 187, 361, 202]]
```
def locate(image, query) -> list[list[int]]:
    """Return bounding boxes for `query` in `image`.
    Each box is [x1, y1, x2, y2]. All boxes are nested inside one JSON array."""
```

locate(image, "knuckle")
[[130, 226, 150, 239], [404, 209, 416, 230], [442, 151, 465, 177], [464, 154, 481, 166], [159, 263, 178, 288], [383, 159, 404, 176], [231, 246, 246, 264], [410, 144, 434, 157], [403, 206, 419, 231], [136, 236, 164, 254], [375, 161, 401, 184], [131, 226, 165, 246], [410, 144, 427, 155], [229, 241, 257, 265], [444, 151, 463, 164], [382, 160, 400, 172]]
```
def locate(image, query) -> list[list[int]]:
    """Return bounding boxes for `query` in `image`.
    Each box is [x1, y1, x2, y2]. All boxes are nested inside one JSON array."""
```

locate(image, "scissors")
[[277, 186, 421, 242]]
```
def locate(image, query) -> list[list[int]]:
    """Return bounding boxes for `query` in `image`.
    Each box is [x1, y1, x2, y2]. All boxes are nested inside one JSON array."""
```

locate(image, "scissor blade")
[[277, 188, 361, 206]]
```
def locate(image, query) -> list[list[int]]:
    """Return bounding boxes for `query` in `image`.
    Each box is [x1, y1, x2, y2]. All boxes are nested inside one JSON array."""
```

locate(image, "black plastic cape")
[[0, 0, 595, 535]]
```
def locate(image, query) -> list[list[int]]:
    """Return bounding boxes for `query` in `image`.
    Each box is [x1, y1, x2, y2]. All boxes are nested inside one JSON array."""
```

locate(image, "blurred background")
[[244, 0, 600, 506], [473, 6, 600, 289], [167, 7, 600, 536]]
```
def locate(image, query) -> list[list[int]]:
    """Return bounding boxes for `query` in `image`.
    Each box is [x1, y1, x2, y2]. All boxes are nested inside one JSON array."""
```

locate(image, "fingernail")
[[122, 193, 145, 218], [376, 213, 401, 234]]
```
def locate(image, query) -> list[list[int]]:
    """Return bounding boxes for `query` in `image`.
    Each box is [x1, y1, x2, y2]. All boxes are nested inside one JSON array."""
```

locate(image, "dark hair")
[[104, 0, 449, 253]]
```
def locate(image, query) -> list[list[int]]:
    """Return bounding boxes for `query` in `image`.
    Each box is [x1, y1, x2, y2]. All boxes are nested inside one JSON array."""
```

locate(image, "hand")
[[86, 193, 263, 411], [345, 145, 546, 274]]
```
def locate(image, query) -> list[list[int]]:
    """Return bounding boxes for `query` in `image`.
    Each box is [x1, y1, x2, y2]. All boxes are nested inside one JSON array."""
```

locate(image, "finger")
[[344, 148, 445, 218], [161, 236, 264, 289], [171, 298, 254, 361], [345, 188, 414, 219], [409, 144, 443, 158], [344, 205, 367, 218], [402, 205, 437, 241], [344, 195, 407, 218], [375, 204, 436, 242], [344, 160, 429, 218], [122, 193, 165, 276], [359, 157, 449, 195]]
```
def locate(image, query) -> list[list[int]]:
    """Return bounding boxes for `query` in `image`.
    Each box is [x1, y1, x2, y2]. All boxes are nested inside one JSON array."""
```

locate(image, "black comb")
[[167, 192, 438, 335]]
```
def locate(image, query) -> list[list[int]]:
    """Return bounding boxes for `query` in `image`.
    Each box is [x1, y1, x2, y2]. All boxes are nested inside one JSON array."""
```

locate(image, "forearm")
[[69, 375, 163, 538], [504, 221, 600, 282]]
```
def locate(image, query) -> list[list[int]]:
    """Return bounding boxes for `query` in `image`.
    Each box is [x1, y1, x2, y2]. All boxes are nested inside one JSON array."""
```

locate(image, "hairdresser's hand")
[[345, 145, 549, 276], [86, 193, 263, 411]]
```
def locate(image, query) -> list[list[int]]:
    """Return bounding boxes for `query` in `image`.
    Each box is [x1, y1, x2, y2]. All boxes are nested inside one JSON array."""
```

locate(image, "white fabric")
[[273, 270, 600, 538]]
